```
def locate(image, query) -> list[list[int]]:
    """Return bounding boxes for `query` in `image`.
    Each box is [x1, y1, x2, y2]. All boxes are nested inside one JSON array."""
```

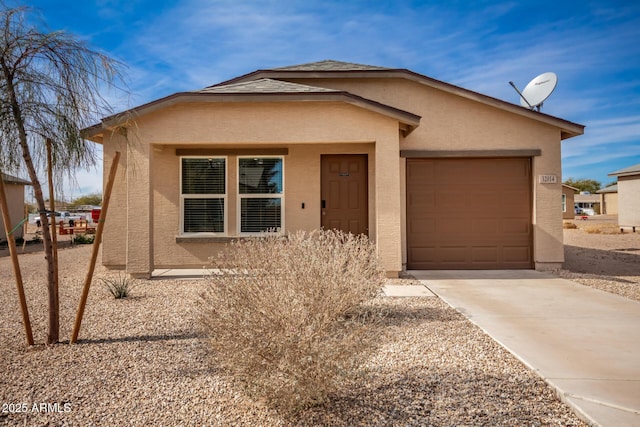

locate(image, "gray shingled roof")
[[609, 163, 640, 177], [272, 60, 391, 71], [1, 173, 30, 185], [596, 184, 617, 193], [198, 78, 339, 94]]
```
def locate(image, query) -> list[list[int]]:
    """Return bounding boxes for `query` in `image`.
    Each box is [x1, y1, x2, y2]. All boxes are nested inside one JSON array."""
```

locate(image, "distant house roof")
[[1, 173, 30, 185], [562, 184, 579, 192], [609, 163, 640, 177], [574, 194, 600, 203], [596, 185, 617, 194]]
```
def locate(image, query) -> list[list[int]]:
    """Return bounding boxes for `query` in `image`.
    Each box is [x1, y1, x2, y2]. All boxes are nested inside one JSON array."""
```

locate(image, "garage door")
[[407, 158, 532, 269]]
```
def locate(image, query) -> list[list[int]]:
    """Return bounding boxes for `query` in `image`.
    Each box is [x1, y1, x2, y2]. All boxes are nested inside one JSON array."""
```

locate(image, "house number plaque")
[[538, 174, 557, 184]]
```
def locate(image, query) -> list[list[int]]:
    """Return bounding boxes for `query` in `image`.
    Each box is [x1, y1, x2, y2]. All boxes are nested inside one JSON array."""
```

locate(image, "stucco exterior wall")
[[0, 183, 26, 241], [562, 186, 576, 219], [601, 192, 618, 215], [103, 101, 403, 276], [98, 72, 578, 275], [101, 131, 129, 269], [152, 142, 377, 269], [618, 175, 640, 227], [295, 78, 565, 269]]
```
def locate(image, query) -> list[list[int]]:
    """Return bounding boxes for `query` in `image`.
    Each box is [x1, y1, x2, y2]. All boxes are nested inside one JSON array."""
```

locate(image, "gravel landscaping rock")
[[6, 222, 634, 426], [561, 217, 640, 301]]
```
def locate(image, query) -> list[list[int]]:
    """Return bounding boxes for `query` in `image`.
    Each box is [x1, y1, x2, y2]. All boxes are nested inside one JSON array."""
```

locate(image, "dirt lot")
[[1, 219, 637, 426], [561, 215, 640, 301]]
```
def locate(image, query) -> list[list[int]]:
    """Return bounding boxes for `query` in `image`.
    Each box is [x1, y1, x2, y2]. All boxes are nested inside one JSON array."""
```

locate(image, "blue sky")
[[22, 0, 640, 199]]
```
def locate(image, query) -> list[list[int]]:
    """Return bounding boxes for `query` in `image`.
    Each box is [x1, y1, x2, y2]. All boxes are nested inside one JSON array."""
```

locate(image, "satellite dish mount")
[[509, 72, 557, 112]]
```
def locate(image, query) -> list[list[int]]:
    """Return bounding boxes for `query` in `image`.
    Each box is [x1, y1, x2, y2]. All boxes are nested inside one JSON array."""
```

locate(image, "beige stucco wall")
[[618, 175, 640, 227], [0, 183, 25, 241], [101, 131, 129, 270], [600, 192, 618, 215], [289, 78, 566, 269], [562, 186, 576, 219], [102, 101, 403, 276], [100, 74, 576, 275]]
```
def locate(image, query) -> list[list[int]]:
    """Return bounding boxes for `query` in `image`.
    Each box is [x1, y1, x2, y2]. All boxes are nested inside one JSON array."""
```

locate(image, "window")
[[562, 194, 567, 212], [181, 157, 226, 234], [238, 157, 283, 233]]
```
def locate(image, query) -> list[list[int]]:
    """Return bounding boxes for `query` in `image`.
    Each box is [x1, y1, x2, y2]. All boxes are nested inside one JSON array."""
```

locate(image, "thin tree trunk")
[[46, 139, 59, 344], [71, 151, 121, 343], [2, 63, 59, 344]]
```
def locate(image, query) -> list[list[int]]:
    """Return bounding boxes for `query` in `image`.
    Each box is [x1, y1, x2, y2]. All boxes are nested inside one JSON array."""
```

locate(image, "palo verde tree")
[[563, 178, 601, 194], [0, 4, 126, 344]]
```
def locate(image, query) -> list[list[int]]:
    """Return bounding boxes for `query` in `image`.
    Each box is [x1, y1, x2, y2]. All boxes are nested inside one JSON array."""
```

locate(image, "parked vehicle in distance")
[[31, 211, 86, 227]]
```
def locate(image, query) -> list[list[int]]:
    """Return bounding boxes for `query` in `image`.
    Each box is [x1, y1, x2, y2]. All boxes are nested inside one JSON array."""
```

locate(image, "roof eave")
[[609, 171, 640, 177], [218, 68, 584, 139], [83, 91, 421, 138]]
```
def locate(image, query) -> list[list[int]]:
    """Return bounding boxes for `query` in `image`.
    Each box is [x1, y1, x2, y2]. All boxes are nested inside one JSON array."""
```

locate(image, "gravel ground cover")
[[560, 217, 640, 301], [4, 222, 633, 426]]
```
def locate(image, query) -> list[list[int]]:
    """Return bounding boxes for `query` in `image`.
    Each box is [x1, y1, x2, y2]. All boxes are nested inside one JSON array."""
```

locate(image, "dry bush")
[[563, 221, 578, 229], [582, 224, 622, 234], [199, 229, 386, 414]]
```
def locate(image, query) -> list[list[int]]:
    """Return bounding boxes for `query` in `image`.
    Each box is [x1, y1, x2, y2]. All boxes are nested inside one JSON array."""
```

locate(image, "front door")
[[321, 154, 368, 235]]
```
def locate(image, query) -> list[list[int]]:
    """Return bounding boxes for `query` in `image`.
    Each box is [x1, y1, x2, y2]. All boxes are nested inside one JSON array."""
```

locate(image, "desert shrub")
[[582, 224, 622, 234], [73, 233, 95, 244], [101, 273, 137, 299], [563, 221, 578, 229], [199, 229, 385, 414]]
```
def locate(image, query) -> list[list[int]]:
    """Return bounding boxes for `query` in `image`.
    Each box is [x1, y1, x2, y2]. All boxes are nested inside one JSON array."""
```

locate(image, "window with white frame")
[[181, 157, 226, 233], [238, 157, 283, 233], [562, 194, 567, 212]]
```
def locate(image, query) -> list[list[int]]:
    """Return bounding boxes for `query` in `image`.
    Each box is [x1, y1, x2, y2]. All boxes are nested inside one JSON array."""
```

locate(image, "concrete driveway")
[[411, 270, 640, 427]]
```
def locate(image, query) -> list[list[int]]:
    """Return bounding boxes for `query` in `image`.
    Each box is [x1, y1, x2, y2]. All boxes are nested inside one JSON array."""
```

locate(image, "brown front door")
[[321, 154, 368, 235]]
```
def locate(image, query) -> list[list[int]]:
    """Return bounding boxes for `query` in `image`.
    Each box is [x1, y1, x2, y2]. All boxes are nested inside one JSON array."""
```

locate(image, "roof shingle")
[[1, 173, 30, 185], [271, 59, 391, 72], [609, 163, 640, 177], [198, 78, 338, 94]]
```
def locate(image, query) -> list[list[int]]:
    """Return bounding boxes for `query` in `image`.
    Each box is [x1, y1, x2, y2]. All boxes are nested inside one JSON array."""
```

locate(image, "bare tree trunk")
[[2, 64, 59, 344], [46, 139, 60, 344]]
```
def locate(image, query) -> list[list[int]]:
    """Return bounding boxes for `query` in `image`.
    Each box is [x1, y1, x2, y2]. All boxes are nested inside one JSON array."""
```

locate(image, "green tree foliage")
[[71, 193, 102, 207], [563, 178, 601, 194]]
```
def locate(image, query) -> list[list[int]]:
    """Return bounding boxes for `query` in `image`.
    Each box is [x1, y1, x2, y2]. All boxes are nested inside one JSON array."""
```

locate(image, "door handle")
[[321, 200, 326, 209]]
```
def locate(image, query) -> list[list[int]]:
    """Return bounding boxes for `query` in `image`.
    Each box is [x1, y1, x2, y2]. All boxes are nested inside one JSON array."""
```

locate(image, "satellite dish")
[[509, 72, 557, 111]]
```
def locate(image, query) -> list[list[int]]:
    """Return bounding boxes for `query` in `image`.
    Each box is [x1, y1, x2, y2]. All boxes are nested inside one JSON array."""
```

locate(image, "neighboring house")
[[562, 184, 578, 219], [0, 173, 30, 242], [596, 184, 618, 215], [609, 163, 640, 230], [83, 60, 584, 277], [574, 193, 600, 215]]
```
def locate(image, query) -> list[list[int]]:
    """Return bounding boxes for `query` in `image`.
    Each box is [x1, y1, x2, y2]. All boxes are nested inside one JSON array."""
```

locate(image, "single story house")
[[596, 184, 618, 215], [609, 163, 640, 230], [0, 173, 30, 242], [84, 60, 584, 277], [574, 193, 600, 216], [562, 184, 579, 219]]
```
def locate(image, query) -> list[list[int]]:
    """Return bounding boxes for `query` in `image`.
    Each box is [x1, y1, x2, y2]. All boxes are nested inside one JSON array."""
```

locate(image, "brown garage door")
[[407, 158, 532, 269]]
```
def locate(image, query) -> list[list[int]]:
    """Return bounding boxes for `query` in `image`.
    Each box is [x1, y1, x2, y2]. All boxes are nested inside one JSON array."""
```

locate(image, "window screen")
[[238, 158, 283, 233], [181, 158, 226, 233]]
